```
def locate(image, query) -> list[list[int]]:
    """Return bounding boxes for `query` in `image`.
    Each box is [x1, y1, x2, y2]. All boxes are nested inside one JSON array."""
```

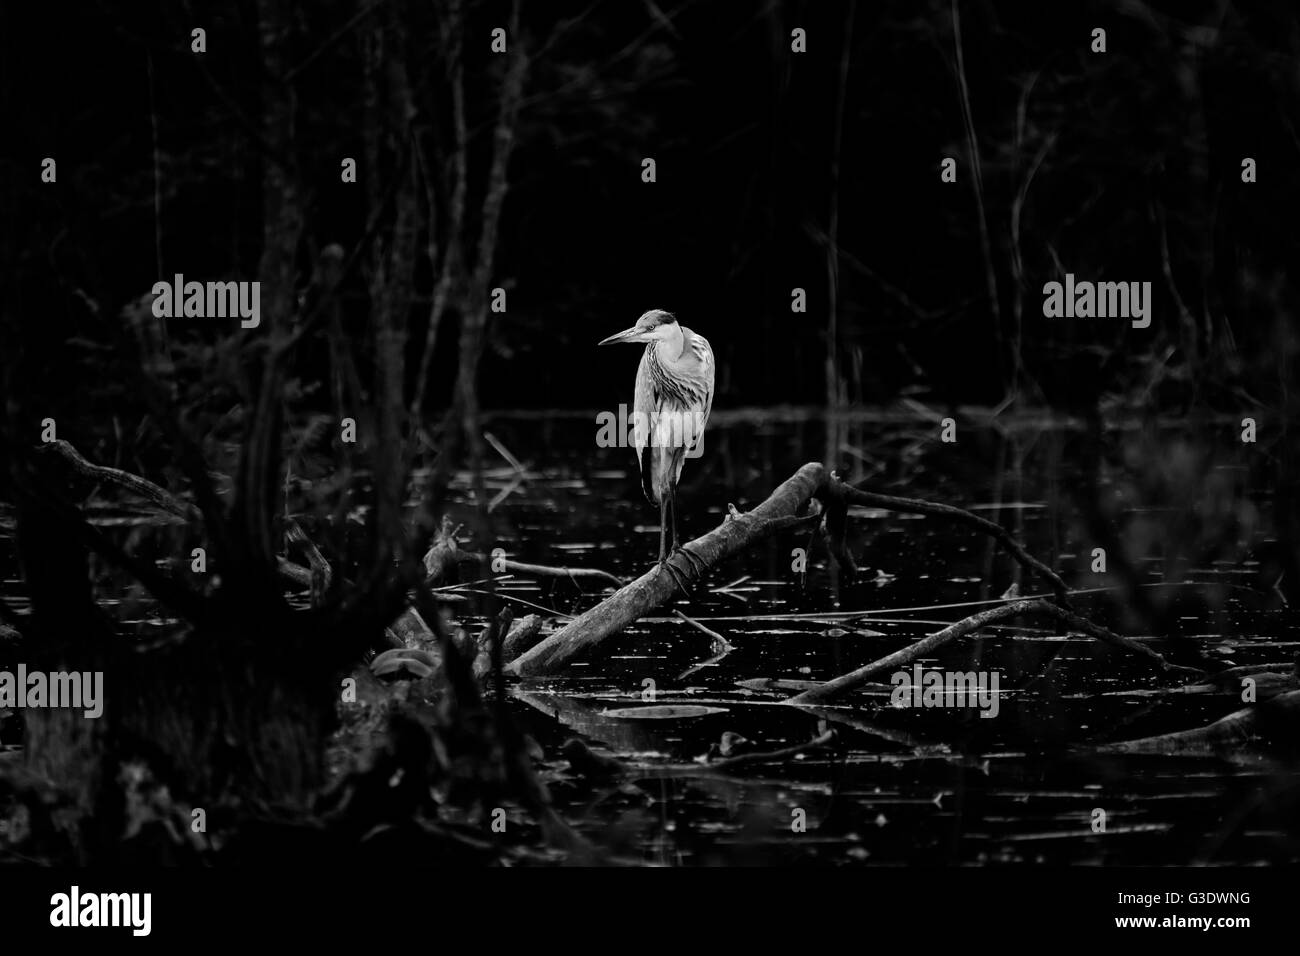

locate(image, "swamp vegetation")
[[1, 0, 1298, 865]]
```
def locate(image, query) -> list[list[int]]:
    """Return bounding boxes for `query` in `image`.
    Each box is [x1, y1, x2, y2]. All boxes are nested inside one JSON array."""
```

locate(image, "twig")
[[672, 608, 731, 651], [454, 588, 574, 620], [705, 729, 837, 771], [484, 431, 527, 474], [285, 519, 332, 604], [456, 551, 621, 587], [283, 0, 385, 82], [488, 474, 525, 512], [42, 440, 199, 522], [674, 608, 734, 680]]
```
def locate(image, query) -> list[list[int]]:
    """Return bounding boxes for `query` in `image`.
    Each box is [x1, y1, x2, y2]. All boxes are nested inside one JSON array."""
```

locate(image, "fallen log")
[[506, 463, 829, 677], [506, 461, 1082, 678], [501, 614, 545, 659], [1091, 689, 1300, 755]]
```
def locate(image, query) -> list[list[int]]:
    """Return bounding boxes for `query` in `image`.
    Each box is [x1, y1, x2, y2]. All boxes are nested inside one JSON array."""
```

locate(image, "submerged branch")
[[1092, 689, 1300, 755], [787, 598, 1201, 706]]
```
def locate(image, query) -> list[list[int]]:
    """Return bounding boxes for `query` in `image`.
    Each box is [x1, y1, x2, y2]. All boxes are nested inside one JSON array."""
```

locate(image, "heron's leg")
[[662, 559, 692, 599], [658, 494, 669, 564], [656, 492, 691, 596], [667, 485, 709, 577], [669, 485, 681, 551]]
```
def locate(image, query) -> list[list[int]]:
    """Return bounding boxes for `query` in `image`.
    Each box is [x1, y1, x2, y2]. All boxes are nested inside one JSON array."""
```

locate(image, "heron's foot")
[[658, 556, 693, 599], [672, 543, 709, 578]]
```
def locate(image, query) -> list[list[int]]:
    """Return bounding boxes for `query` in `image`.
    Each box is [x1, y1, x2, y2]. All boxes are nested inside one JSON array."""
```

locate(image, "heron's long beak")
[[598, 326, 649, 346]]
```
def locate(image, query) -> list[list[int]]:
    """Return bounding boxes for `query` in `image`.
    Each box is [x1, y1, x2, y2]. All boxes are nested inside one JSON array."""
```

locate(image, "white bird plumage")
[[599, 309, 715, 566]]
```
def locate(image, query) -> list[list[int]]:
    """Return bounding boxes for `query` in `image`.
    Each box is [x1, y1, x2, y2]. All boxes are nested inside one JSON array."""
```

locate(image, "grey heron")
[[599, 309, 715, 578]]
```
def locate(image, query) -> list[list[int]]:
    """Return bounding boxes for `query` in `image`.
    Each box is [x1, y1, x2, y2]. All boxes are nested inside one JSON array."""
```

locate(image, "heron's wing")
[[684, 333, 715, 456], [635, 334, 715, 503], [634, 350, 658, 503]]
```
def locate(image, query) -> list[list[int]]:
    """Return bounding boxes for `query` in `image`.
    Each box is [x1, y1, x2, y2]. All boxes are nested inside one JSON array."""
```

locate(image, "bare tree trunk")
[[307, 245, 362, 421], [236, 0, 303, 580], [951, 0, 1004, 387], [363, 4, 419, 567], [5, 0, 334, 861], [823, 1, 855, 470], [411, 0, 471, 419], [450, 0, 528, 522]]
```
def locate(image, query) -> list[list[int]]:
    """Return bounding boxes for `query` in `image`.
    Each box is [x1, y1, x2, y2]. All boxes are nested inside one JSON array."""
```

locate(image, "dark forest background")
[[5, 0, 1297, 420]]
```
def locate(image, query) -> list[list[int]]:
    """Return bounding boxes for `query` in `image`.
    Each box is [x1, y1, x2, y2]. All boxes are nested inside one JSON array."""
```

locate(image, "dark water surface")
[[456, 410, 1300, 865], [2, 410, 1296, 865]]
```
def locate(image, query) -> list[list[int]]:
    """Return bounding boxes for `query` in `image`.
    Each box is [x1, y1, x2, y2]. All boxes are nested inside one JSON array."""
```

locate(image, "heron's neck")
[[659, 322, 686, 361]]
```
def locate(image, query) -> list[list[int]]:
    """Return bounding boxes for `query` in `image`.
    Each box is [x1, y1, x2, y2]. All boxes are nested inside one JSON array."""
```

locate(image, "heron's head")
[[598, 309, 678, 346]]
